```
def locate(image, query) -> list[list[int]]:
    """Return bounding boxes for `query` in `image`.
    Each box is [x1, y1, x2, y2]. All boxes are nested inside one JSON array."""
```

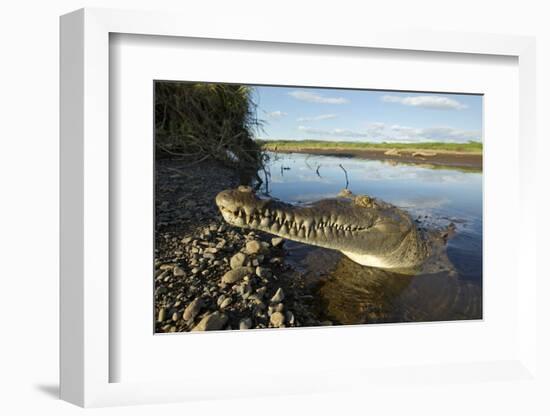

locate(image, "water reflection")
[[259, 152, 483, 324]]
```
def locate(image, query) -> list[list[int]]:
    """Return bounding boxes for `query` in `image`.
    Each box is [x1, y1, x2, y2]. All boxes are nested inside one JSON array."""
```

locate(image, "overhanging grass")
[[257, 139, 483, 154], [155, 82, 264, 171]]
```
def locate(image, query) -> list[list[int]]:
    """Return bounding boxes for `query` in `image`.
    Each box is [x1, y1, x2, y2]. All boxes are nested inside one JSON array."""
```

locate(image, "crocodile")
[[215, 186, 455, 273]]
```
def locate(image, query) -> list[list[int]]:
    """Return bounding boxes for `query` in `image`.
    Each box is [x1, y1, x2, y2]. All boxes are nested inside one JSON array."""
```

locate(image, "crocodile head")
[[215, 186, 429, 270]]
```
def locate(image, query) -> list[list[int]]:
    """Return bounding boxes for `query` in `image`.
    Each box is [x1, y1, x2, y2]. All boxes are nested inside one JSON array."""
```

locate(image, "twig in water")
[[315, 164, 322, 178], [339, 164, 349, 189]]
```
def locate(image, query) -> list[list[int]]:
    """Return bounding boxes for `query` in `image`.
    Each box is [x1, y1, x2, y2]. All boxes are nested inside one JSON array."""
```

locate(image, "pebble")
[[286, 311, 295, 325], [270, 312, 285, 327], [271, 237, 284, 247], [192, 312, 228, 331], [172, 312, 179, 321], [270, 288, 285, 303], [181, 237, 192, 244], [157, 308, 166, 322], [183, 298, 203, 321], [239, 318, 252, 330], [245, 240, 262, 255], [219, 297, 232, 309], [173, 266, 185, 276], [255, 266, 272, 279], [230, 252, 248, 269], [159, 264, 175, 270], [217, 294, 227, 307], [221, 266, 254, 284]]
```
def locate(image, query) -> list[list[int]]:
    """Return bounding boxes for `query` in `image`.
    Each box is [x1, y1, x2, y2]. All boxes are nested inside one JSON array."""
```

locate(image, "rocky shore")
[[155, 159, 322, 332]]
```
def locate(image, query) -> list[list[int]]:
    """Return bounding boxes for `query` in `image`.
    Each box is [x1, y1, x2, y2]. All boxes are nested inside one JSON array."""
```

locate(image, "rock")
[[183, 298, 203, 321], [255, 267, 272, 279], [286, 311, 295, 325], [192, 312, 228, 331], [230, 252, 248, 269], [245, 240, 262, 255], [181, 237, 192, 244], [156, 270, 170, 281], [173, 266, 185, 277], [239, 318, 252, 330], [219, 297, 232, 309], [270, 312, 285, 327], [271, 237, 284, 247], [248, 294, 264, 304], [159, 264, 175, 271], [157, 308, 166, 322], [270, 288, 285, 303], [171, 312, 180, 321], [221, 267, 254, 284], [216, 294, 227, 307], [256, 286, 267, 298], [191, 267, 200, 275]]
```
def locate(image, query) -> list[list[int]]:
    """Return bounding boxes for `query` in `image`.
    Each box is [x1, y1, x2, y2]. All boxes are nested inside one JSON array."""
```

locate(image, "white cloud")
[[389, 125, 480, 142], [382, 95, 467, 110], [288, 90, 349, 104], [296, 114, 337, 122], [298, 125, 369, 138], [297, 122, 481, 142], [266, 110, 288, 119]]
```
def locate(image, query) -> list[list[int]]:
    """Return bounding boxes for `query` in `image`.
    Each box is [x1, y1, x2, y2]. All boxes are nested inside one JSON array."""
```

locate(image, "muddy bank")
[[154, 159, 323, 332], [265, 147, 482, 170]]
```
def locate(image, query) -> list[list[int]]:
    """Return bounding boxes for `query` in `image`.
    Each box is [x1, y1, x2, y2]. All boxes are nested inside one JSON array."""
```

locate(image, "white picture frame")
[[60, 7, 539, 408]]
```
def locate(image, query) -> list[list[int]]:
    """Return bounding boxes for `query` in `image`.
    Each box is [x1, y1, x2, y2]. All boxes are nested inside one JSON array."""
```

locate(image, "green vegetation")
[[155, 82, 264, 171], [257, 139, 482, 154]]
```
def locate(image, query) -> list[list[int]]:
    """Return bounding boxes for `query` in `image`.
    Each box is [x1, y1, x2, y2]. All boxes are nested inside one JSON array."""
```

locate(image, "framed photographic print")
[[60, 7, 539, 408]]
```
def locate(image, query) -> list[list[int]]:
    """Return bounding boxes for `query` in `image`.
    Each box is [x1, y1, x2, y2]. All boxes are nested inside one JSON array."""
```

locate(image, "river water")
[[258, 152, 483, 324]]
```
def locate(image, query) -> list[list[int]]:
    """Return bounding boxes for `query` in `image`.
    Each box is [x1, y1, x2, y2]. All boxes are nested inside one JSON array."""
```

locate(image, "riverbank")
[[259, 140, 482, 170], [154, 159, 323, 332]]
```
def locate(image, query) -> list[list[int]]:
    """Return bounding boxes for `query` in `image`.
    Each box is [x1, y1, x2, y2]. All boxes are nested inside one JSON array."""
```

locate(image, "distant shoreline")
[[258, 140, 482, 170]]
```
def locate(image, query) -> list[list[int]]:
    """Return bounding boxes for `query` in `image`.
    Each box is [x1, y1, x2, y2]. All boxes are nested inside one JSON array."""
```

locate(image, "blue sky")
[[252, 86, 482, 143]]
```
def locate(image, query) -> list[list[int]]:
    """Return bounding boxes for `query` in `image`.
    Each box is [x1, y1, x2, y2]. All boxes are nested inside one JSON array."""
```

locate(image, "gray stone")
[[255, 267, 272, 279], [192, 312, 228, 331], [173, 266, 185, 276], [245, 240, 262, 255], [221, 267, 254, 284], [157, 308, 166, 322], [239, 318, 252, 330], [230, 252, 248, 269], [286, 311, 295, 325], [159, 264, 175, 271], [270, 312, 285, 327], [216, 294, 227, 307], [270, 288, 285, 303], [183, 298, 203, 321]]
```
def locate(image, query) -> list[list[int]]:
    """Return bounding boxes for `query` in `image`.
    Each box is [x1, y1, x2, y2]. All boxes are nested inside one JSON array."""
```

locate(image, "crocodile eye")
[[354, 195, 372, 207], [238, 186, 253, 193]]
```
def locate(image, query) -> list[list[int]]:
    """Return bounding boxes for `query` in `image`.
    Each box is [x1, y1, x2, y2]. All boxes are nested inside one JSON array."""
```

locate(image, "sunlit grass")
[[257, 139, 483, 154]]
